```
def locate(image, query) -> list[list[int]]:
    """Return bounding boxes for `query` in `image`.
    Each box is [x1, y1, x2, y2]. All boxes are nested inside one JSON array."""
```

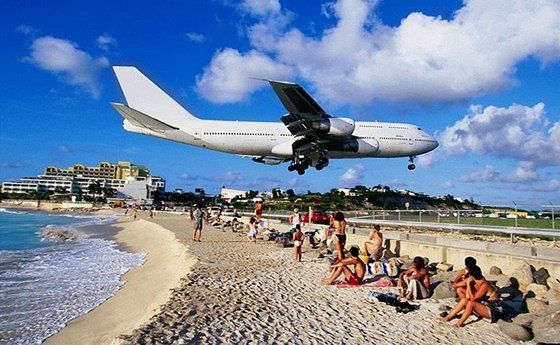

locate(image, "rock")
[[511, 262, 535, 290], [495, 275, 513, 288], [511, 313, 535, 328], [526, 283, 549, 299], [489, 266, 503, 275], [548, 277, 560, 293], [497, 319, 533, 341], [436, 263, 454, 272], [431, 280, 456, 300], [533, 267, 550, 287], [533, 326, 560, 344], [546, 289, 560, 305], [41, 228, 75, 241], [526, 298, 548, 315], [543, 302, 560, 317], [531, 310, 560, 343]]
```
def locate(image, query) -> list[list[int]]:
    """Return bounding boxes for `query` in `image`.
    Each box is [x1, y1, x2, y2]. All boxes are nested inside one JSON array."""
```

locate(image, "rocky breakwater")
[[41, 227, 76, 242]]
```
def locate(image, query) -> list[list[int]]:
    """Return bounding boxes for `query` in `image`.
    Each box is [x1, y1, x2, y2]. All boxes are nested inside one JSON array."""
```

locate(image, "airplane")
[[111, 66, 438, 175]]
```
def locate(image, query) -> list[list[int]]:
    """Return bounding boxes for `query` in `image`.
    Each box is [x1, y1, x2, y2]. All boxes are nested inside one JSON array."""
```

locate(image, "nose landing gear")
[[408, 156, 416, 170]]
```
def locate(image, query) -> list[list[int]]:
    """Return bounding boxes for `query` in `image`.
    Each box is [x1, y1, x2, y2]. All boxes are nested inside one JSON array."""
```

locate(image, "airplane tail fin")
[[112, 66, 199, 125]]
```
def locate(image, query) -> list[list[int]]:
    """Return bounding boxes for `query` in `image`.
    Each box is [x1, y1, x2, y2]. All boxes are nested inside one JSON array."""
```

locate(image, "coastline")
[[22, 208, 554, 344], [43, 210, 196, 345]]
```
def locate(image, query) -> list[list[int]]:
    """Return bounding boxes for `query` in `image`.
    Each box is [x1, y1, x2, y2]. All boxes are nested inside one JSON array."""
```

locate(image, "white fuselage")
[[124, 118, 438, 159]]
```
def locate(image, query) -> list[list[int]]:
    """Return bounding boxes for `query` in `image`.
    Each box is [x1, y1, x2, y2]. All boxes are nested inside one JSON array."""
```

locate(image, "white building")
[[220, 188, 248, 202], [2, 175, 165, 205]]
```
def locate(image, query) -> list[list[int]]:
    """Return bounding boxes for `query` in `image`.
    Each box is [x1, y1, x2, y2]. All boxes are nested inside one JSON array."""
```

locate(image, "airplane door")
[[194, 129, 201, 140]]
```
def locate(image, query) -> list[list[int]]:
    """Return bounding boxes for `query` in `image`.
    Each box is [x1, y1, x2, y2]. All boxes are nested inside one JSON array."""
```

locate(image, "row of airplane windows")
[[378, 137, 409, 140], [203, 132, 274, 136]]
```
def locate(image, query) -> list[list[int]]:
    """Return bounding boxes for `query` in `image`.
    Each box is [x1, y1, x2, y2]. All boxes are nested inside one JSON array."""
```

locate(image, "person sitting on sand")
[[363, 224, 383, 260], [441, 265, 499, 327], [292, 224, 304, 262], [397, 256, 430, 300], [452, 256, 477, 299], [321, 246, 365, 286], [247, 216, 257, 243]]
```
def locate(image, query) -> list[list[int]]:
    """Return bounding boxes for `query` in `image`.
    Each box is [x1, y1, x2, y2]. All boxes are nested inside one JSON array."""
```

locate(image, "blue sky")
[[1, 0, 559, 209]]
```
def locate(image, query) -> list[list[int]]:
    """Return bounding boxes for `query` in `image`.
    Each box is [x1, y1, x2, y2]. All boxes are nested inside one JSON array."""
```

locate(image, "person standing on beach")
[[289, 208, 300, 230], [254, 201, 263, 222], [292, 224, 304, 262], [193, 206, 204, 242], [321, 246, 365, 285], [247, 216, 257, 243], [332, 211, 346, 262]]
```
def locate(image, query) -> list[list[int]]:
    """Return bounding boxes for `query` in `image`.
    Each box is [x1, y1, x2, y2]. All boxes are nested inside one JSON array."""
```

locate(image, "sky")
[[1, 0, 559, 209]]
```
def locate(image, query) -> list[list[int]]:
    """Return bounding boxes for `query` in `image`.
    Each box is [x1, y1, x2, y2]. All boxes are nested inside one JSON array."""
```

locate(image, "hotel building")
[[1, 161, 165, 205]]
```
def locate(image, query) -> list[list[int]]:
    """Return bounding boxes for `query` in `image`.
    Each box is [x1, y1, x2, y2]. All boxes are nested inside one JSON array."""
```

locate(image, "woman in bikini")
[[441, 265, 499, 327], [332, 211, 346, 262]]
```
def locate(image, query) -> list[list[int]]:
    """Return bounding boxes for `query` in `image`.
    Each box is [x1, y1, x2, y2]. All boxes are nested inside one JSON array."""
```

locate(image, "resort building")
[[2, 161, 165, 205], [44, 161, 149, 180]]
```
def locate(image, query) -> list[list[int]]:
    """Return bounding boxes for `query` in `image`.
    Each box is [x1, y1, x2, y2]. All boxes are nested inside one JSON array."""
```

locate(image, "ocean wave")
[[0, 237, 146, 344], [0, 208, 28, 215]]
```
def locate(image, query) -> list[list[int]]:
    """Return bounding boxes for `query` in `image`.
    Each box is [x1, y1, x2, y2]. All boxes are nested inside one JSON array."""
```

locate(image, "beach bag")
[[498, 286, 525, 319], [359, 251, 370, 265], [368, 261, 387, 275], [384, 260, 399, 277]]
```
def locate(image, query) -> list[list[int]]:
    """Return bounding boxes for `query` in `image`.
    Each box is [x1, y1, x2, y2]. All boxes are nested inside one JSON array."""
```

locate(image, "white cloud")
[[197, 0, 560, 104], [196, 48, 293, 103], [186, 32, 207, 43], [461, 165, 501, 183], [240, 0, 281, 17], [23, 36, 109, 99], [16, 24, 38, 36], [339, 163, 364, 184], [424, 103, 560, 168], [96, 34, 117, 52]]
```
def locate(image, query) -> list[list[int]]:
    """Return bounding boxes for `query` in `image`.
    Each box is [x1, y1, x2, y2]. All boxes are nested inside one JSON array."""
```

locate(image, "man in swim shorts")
[[292, 224, 304, 262], [321, 246, 365, 285]]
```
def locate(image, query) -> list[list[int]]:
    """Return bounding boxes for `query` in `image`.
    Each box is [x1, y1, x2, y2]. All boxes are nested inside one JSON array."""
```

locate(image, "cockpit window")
[[417, 127, 422, 130]]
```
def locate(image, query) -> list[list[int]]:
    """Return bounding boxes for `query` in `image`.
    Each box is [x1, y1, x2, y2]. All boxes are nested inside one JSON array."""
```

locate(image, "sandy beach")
[[44, 210, 530, 345]]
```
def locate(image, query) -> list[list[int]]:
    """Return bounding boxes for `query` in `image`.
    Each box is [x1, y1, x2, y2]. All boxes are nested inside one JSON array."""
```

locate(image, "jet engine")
[[310, 117, 355, 137]]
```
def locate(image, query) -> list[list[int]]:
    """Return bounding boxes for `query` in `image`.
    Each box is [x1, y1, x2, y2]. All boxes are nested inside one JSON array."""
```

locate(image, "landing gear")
[[288, 158, 311, 175], [315, 156, 329, 171], [288, 154, 329, 174], [408, 156, 416, 170]]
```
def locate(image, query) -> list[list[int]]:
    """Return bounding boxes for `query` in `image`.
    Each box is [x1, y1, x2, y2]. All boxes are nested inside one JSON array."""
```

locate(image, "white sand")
[[46, 211, 526, 345], [43, 216, 195, 345]]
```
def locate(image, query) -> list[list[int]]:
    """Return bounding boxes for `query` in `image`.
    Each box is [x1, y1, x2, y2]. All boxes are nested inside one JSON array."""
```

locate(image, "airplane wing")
[[267, 80, 331, 137]]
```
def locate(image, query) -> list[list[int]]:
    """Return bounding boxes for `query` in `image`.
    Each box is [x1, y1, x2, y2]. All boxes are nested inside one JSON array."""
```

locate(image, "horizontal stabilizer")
[[111, 103, 178, 131]]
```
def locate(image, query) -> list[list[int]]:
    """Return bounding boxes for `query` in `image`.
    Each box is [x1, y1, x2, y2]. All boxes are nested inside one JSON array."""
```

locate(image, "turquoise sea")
[[0, 208, 145, 345]]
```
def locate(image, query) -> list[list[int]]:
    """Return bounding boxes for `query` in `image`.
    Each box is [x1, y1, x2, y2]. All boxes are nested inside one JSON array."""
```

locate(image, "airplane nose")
[[432, 138, 439, 150]]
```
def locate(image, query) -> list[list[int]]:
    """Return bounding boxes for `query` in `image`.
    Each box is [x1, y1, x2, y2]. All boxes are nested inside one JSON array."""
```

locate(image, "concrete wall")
[[346, 231, 560, 278], [1, 200, 95, 210]]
